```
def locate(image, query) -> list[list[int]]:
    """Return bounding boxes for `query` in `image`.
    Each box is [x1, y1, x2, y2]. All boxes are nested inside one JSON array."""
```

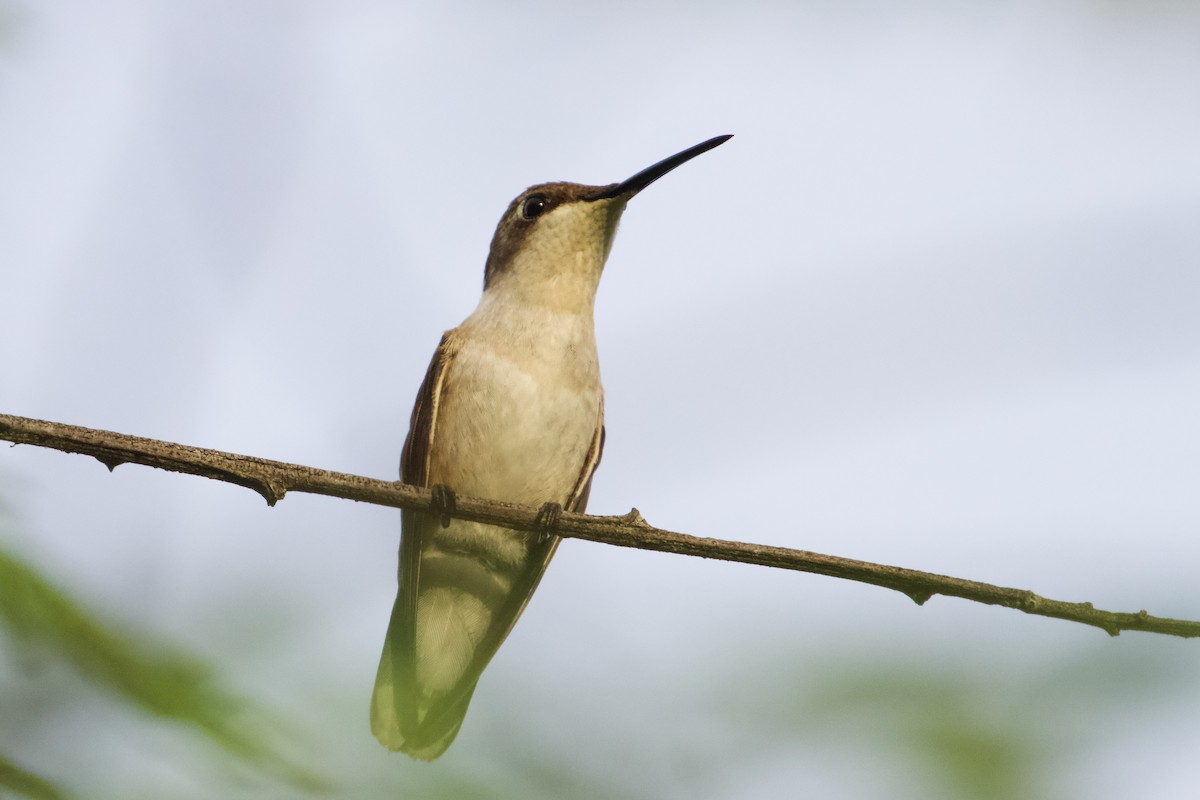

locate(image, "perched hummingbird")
[[371, 135, 733, 760]]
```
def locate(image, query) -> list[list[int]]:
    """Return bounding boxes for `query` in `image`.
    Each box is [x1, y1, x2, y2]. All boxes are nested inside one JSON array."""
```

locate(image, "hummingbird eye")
[[521, 195, 548, 220]]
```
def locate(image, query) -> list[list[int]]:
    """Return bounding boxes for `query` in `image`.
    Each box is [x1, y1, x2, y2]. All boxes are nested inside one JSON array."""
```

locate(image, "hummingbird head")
[[481, 135, 733, 310], [482, 181, 629, 297]]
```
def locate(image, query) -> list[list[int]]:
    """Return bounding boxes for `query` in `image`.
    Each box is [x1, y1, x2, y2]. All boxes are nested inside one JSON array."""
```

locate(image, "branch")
[[2, 412, 1196, 639]]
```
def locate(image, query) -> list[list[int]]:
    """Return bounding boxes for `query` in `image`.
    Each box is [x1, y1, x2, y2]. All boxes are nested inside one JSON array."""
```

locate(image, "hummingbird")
[[371, 134, 733, 760]]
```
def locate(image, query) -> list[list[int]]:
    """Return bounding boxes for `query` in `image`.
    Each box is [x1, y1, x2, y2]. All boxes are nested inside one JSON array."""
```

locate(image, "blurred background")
[[1, 1, 1198, 797]]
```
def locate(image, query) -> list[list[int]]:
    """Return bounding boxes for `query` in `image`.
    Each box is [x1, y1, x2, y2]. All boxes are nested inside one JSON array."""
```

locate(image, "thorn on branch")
[[905, 589, 933, 606], [622, 507, 647, 526], [96, 455, 125, 472], [256, 480, 288, 507]]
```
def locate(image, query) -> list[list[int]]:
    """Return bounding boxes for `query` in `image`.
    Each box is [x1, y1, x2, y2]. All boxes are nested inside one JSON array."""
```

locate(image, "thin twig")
[[1, 412, 1196, 639]]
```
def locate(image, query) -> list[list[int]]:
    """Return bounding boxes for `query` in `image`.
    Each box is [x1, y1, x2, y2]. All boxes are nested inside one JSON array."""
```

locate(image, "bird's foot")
[[430, 484, 457, 529], [533, 502, 563, 544]]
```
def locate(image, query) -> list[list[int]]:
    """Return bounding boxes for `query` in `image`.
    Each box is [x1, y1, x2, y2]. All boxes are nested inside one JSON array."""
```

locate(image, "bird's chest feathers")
[[429, 307, 601, 502]]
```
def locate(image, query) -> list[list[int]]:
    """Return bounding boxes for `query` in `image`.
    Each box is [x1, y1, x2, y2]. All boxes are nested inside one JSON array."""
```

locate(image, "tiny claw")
[[430, 484, 457, 528], [534, 502, 563, 544]]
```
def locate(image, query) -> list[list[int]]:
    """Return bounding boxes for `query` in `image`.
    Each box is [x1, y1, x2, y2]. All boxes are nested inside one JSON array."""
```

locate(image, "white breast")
[[428, 302, 602, 506]]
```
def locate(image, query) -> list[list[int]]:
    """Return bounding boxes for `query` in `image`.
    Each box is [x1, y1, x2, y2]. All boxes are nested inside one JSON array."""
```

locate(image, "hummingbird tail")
[[370, 595, 479, 760]]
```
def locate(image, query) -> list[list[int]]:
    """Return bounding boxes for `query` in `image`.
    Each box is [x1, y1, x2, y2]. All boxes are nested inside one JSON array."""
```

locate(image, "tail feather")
[[370, 596, 479, 760], [371, 514, 561, 760]]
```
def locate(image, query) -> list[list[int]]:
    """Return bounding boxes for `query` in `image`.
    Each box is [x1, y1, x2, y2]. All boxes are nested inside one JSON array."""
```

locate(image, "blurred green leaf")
[[0, 543, 327, 794], [0, 753, 67, 800], [715, 637, 1191, 800]]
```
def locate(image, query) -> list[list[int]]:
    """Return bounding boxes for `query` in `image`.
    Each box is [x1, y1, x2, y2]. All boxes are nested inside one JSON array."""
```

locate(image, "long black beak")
[[595, 134, 733, 199]]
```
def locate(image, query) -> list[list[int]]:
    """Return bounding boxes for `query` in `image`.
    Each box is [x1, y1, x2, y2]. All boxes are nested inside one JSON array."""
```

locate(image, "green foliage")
[[0, 497, 1192, 798], [0, 541, 326, 796], [716, 636, 1190, 800], [0, 752, 67, 800]]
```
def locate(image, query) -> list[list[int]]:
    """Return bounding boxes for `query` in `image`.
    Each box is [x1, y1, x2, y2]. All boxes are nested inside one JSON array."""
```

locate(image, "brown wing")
[[400, 333, 453, 488], [566, 402, 605, 513], [372, 334, 456, 755], [396, 333, 455, 659]]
